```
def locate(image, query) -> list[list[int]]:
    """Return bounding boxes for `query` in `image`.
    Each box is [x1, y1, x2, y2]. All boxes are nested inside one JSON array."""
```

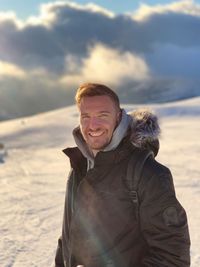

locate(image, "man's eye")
[[81, 115, 89, 119], [99, 114, 108, 118]]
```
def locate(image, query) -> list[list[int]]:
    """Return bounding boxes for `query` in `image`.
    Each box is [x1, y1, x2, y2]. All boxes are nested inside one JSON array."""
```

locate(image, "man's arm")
[[54, 236, 65, 267], [54, 169, 74, 267], [139, 164, 190, 266]]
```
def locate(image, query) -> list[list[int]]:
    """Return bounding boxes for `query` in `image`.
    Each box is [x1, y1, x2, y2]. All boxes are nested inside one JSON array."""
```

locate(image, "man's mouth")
[[89, 131, 104, 137]]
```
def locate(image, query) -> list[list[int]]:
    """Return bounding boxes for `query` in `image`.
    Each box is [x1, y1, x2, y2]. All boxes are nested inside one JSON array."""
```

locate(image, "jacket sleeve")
[[54, 169, 74, 267], [139, 164, 190, 267], [54, 236, 65, 267]]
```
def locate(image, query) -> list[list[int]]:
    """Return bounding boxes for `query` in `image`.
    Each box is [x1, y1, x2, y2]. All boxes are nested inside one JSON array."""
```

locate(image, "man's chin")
[[86, 137, 111, 151], [89, 142, 108, 151]]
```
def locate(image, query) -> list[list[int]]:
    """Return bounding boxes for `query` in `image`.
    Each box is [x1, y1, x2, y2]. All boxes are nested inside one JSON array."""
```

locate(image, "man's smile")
[[88, 131, 104, 137]]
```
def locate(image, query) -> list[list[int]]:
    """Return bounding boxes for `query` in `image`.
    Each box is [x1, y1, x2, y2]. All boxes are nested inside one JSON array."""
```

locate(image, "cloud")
[[61, 43, 150, 87], [0, 0, 200, 119], [1, 1, 200, 71], [0, 2, 117, 73], [133, 0, 200, 21], [0, 61, 26, 78]]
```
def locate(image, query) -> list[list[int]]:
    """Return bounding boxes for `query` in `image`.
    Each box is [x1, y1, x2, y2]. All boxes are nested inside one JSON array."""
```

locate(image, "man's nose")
[[89, 117, 101, 129]]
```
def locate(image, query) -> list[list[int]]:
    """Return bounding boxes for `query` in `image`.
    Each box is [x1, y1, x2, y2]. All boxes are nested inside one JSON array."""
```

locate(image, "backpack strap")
[[126, 149, 154, 220]]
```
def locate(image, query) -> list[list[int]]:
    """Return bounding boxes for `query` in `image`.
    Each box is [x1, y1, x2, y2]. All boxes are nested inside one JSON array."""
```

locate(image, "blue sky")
[[0, 0, 198, 18], [0, 0, 200, 119]]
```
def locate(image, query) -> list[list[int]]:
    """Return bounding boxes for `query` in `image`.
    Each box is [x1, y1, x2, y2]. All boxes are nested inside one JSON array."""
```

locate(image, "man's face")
[[79, 95, 121, 155]]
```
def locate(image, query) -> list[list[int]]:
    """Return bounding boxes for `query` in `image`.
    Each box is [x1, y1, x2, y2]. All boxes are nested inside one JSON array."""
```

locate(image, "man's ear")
[[117, 109, 122, 123]]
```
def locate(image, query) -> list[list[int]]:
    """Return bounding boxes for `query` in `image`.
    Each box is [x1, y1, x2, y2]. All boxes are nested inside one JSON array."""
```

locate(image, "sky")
[[0, 0, 200, 120]]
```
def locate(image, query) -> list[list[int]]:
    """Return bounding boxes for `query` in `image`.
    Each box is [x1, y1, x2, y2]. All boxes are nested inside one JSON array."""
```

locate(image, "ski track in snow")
[[0, 97, 200, 266]]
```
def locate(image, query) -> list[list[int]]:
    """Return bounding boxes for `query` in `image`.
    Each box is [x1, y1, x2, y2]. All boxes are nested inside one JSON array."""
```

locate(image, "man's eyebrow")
[[99, 111, 111, 114], [81, 111, 111, 115], [80, 111, 112, 117]]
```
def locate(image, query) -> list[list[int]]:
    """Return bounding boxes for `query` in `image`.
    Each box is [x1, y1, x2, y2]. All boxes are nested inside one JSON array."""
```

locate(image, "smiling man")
[[54, 83, 190, 267]]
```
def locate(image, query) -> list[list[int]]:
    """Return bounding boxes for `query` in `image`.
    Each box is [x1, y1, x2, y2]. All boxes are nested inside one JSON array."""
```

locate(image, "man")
[[54, 83, 190, 267]]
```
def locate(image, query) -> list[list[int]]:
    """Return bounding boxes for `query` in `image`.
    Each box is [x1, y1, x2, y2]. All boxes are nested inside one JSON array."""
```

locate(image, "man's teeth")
[[89, 132, 103, 137]]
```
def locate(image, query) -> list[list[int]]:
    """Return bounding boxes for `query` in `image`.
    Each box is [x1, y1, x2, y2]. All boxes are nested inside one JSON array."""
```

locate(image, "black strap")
[[126, 149, 153, 219]]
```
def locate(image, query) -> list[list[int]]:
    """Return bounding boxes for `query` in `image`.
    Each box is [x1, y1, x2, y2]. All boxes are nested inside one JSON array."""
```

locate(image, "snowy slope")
[[0, 97, 200, 267]]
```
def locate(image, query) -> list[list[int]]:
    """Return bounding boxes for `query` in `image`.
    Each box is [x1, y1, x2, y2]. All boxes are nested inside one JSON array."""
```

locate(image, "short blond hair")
[[75, 83, 120, 109]]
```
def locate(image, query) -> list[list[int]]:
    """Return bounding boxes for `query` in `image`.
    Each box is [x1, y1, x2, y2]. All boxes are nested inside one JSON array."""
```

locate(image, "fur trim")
[[129, 109, 161, 156]]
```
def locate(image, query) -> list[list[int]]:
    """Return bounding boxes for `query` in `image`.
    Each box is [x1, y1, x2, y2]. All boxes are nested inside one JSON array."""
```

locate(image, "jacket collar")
[[63, 137, 135, 171], [62, 147, 85, 171]]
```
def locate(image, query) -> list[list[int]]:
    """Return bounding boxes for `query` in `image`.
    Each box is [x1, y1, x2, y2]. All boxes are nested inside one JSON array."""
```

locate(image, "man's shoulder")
[[62, 146, 79, 157], [127, 144, 170, 177], [140, 156, 174, 196], [144, 156, 171, 178], [62, 146, 87, 171]]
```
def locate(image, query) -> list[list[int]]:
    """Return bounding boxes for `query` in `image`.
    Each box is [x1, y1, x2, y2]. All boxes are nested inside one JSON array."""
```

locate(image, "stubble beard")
[[87, 135, 111, 152]]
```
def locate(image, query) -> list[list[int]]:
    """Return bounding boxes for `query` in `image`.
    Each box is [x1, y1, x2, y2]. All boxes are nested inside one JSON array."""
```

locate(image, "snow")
[[0, 97, 200, 267]]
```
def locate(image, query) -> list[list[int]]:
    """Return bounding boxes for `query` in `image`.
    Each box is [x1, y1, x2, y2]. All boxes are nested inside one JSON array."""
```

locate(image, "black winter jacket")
[[55, 138, 190, 267]]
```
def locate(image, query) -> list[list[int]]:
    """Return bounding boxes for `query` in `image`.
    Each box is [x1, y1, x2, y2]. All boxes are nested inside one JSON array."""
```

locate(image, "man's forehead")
[[79, 96, 116, 111]]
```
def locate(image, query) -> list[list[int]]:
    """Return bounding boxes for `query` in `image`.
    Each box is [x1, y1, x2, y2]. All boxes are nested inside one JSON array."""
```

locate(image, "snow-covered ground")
[[0, 97, 200, 267]]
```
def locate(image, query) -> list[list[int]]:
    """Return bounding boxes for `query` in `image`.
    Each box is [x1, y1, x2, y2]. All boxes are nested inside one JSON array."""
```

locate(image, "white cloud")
[[0, 11, 23, 28], [133, 0, 200, 21], [83, 44, 150, 83], [27, 1, 114, 27], [0, 61, 26, 79], [60, 43, 150, 87], [84, 2, 114, 17], [27, 3, 56, 27]]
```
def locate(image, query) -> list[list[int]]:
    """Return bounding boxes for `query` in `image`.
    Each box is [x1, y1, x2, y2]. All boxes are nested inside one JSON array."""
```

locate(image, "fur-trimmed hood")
[[129, 109, 161, 157]]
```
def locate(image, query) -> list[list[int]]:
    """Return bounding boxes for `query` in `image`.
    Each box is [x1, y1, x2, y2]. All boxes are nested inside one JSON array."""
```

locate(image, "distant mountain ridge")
[[0, 88, 200, 122]]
